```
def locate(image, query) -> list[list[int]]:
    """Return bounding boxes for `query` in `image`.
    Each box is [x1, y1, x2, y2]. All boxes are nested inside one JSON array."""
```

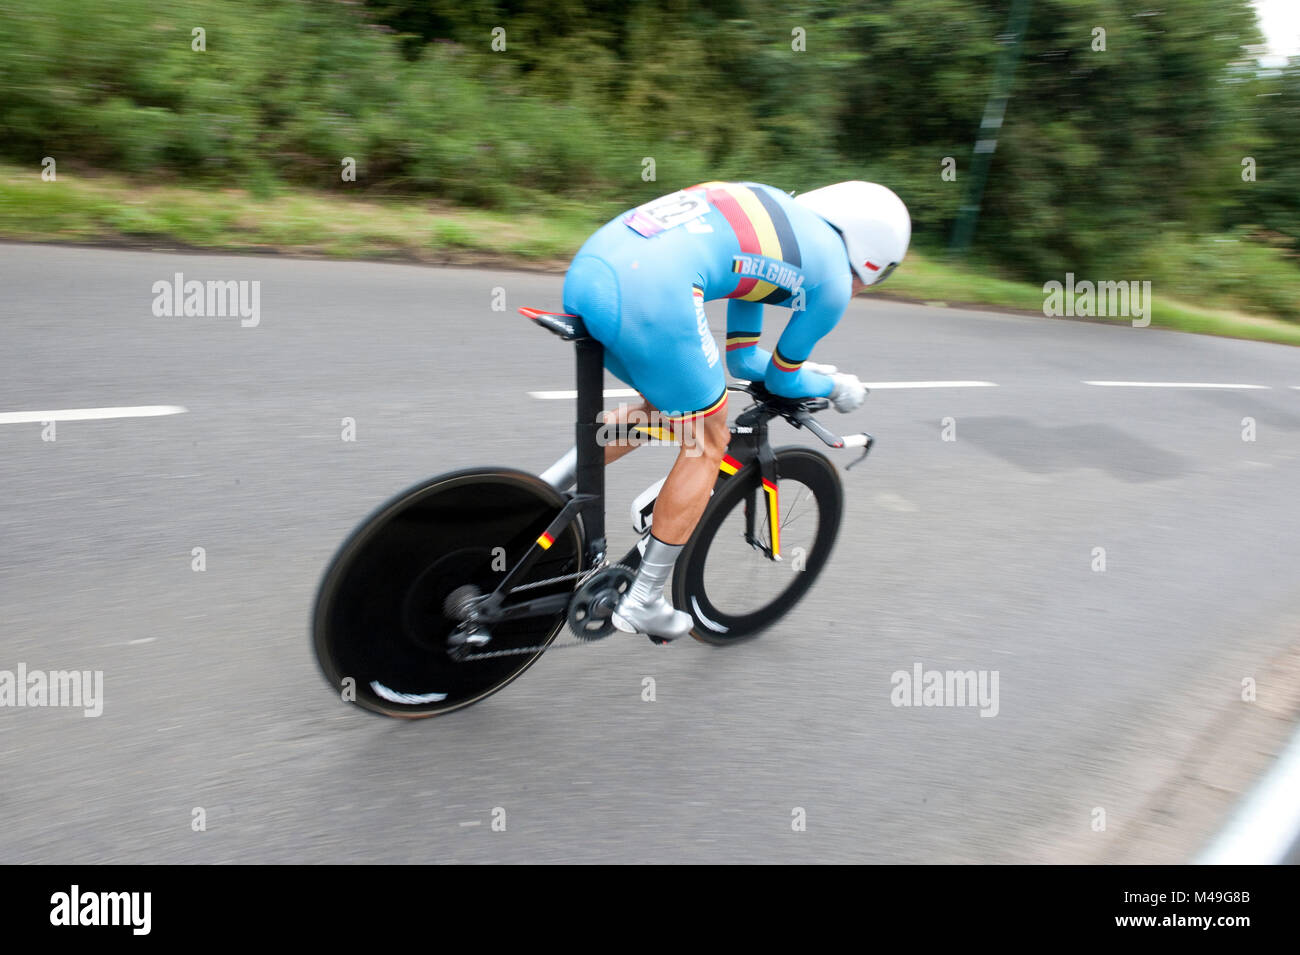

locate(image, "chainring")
[[567, 566, 636, 640]]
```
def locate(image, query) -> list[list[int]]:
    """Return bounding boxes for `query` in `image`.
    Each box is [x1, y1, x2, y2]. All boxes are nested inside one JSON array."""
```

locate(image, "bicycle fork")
[[729, 415, 783, 561]]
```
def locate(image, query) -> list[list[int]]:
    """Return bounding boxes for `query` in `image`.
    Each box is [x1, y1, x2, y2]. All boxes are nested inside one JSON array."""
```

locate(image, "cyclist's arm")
[[763, 280, 850, 398], [724, 299, 771, 381]]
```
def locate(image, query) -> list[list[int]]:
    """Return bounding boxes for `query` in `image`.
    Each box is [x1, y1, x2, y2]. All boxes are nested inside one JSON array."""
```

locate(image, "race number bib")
[[623, 190, 710, 238]]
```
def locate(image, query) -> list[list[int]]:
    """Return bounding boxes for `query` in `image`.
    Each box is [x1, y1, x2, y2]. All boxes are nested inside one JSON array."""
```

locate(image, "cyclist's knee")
[[601, 398, 652, 426], [683, 412, 730, 461]]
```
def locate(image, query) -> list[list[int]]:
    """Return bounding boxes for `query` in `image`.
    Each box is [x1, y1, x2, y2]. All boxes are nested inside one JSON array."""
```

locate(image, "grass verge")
[[3, 165, 1298, 347]]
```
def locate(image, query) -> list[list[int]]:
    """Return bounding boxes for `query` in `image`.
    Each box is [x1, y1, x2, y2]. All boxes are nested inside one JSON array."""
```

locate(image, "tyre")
[[312, 468, 583, 718], [674, 447, 842, 645]]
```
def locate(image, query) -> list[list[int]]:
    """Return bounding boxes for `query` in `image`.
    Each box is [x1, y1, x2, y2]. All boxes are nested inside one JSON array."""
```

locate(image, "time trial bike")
[[312, 305, 873, 718]]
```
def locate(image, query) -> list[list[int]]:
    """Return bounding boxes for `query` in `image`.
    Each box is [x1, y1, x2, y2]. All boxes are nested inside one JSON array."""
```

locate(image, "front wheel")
[[673, 447, 843, 645], [312, 468, 583, 718]]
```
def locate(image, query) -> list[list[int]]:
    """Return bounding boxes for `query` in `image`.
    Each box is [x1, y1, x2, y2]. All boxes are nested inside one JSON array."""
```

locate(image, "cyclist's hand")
[[803, 361, 839, 376], [828, 372, 867, 413]]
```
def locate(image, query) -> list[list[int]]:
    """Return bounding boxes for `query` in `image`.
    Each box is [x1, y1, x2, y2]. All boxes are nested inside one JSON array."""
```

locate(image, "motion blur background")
[[0, 0, 1297, 323], [2, 1, 1300, 866]]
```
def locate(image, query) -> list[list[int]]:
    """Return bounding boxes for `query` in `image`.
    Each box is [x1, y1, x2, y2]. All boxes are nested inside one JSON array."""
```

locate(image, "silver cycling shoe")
[[612, 590, 693, 642]]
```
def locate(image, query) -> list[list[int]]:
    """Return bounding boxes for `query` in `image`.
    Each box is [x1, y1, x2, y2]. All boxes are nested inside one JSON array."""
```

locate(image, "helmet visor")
[[857, 260, 899, 285]]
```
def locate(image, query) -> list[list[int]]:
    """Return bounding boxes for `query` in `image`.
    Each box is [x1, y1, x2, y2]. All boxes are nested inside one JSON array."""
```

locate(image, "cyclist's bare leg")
[[647, 406, 731, 544], [602, 399, 655, 465], [612, 405, 729, 639]]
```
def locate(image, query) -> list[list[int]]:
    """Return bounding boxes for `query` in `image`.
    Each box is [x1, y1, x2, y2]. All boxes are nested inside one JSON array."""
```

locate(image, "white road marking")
[[863, 381, 997, 389], [103, 636, 158, 647], [873, 492, 918, 513], [0, 404, 188, 424], [529, 383, 995, 398], [459, 820, 482, 828], [529, 389, 640, 400], [1083, 381, 1269, 390], [1196, 724, 1300, 864]]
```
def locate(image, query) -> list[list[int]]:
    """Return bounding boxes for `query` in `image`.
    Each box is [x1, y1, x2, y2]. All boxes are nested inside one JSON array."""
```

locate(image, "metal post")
[[949, 0, 1032, 257], [573, 337, 606, 561]]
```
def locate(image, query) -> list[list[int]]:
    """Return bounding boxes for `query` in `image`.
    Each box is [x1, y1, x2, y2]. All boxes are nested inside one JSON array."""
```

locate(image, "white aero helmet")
[[794, 181, 910, 286]]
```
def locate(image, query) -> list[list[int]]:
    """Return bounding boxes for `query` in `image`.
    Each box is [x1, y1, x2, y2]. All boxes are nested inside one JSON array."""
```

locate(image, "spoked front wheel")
[[673, 447, 843, 644], [312, 469, 583, 718]]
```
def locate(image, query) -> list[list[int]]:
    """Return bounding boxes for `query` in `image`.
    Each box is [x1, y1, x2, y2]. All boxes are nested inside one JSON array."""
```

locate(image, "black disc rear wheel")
[[674, 447, 842, 644], [312, 468, 583, 717]]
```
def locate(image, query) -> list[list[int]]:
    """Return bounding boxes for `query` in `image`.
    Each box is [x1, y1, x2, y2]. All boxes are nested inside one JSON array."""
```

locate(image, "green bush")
[[0, 0, 1296, 322]]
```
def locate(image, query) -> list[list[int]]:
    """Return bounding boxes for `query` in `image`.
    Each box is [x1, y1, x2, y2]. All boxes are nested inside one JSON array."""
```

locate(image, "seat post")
[[574, 336, 606, 562]]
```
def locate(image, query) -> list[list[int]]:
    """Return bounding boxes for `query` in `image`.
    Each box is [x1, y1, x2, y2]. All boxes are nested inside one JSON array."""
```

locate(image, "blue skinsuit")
[[562, 181, 852, 419]]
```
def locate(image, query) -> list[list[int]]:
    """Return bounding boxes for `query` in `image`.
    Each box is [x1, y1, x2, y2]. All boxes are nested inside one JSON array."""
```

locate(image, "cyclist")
[[552, 180, 910, 641]]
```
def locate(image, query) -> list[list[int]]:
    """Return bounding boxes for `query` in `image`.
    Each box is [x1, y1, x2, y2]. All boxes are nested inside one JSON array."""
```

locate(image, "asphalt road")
[[3, 242, 1299, 863]]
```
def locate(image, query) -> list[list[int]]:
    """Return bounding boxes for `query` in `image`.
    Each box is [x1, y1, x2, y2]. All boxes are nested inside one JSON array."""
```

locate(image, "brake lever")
[[791, 411, 874, 469], [792, 411, 843, 447], [843, 433, 874, 471]]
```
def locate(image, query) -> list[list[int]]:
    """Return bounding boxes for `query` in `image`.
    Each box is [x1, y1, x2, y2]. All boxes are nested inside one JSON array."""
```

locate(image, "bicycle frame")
[[466, 320, 619, 631], [314, 305, 877, 715], [465, 307, 874, 634]]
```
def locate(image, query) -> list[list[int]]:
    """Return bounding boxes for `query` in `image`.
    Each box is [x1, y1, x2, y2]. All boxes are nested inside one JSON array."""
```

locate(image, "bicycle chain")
[[459, 637, 597, 660], [507, 568, 589, 592], [460, 564, 640, 661]]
